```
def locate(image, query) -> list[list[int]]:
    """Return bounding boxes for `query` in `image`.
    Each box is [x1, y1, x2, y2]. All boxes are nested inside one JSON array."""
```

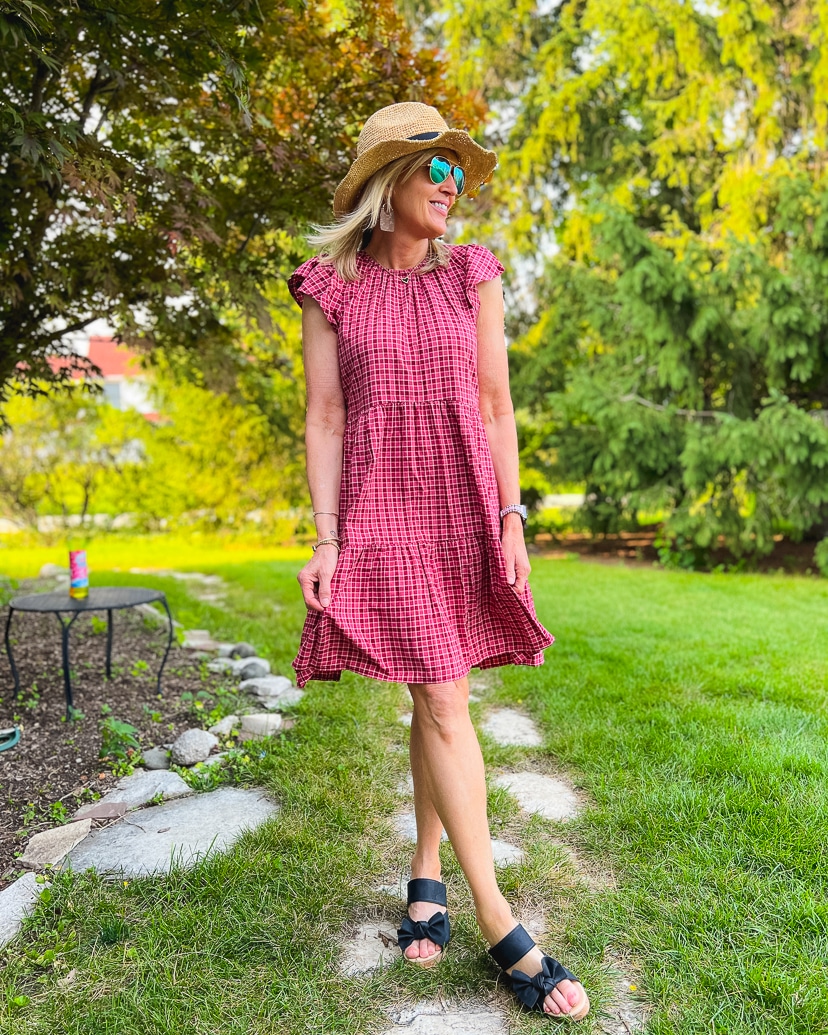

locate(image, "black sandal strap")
[[509, 955, 579, 1012], [406, 878, 448, 908], [397, 910, 451, 951], [488, 923, 536, 970]]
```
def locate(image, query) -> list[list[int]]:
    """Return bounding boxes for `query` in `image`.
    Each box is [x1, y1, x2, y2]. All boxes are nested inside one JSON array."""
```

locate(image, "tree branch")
[[619, 393, 724, 420]]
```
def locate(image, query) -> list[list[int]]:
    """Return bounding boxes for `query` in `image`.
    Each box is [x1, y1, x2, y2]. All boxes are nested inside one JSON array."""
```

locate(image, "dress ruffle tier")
[[289, 244, 553, 687]]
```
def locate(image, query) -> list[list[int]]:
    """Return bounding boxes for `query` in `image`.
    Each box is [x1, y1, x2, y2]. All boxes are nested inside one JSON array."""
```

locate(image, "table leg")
[[4, 608, 20, 699], [105, 609, 113, 679], [156, 596, 175, 696], [56, 612, 80, 719]]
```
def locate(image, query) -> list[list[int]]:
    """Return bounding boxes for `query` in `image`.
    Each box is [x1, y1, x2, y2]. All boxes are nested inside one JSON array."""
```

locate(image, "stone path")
[[339, 921, 400, 975], [65, 787, 278, 877], [493, 771, 581, 822], [482, 707, 543, 747], [381, 1001, 508, 1034], [0, 873, 47, 949]]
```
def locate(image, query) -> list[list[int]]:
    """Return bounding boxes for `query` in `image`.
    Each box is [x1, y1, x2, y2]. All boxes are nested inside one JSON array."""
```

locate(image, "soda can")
[[69, 549, 89, 599]]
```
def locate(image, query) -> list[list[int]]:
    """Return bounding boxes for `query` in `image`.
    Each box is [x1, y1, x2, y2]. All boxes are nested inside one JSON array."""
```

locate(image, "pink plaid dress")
[[289, 244, 553, 687]]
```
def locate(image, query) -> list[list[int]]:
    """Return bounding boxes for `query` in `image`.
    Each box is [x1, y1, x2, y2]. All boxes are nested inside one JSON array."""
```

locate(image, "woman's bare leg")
[[406, 676, 589, 1018]]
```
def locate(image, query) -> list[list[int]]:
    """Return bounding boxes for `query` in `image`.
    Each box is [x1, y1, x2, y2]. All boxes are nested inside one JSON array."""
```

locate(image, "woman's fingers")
[[297, 554, 338, 611]]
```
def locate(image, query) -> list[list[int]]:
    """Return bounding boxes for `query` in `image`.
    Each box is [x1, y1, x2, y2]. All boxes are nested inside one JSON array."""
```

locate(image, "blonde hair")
[[308, 149, 453, 280]]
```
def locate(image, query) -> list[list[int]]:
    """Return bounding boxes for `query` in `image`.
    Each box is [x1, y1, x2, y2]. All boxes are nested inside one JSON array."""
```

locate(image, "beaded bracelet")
[[312, 537, 341, 553]]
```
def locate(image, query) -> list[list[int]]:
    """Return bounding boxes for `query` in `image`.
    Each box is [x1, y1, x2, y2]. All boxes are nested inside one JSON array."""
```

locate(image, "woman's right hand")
[[297, 543, 340, 612]]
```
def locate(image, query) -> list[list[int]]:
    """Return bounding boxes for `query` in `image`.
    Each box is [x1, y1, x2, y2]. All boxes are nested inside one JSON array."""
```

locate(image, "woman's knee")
[[409, 680, 469, 740]]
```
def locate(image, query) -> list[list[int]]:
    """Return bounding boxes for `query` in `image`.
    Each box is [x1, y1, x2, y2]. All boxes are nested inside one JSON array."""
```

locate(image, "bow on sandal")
[[397, 878, 451, 968], [489, 924, 589, 1020]]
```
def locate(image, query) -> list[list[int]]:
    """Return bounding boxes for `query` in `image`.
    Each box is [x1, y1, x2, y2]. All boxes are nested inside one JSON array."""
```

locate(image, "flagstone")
[[482, 708, 543, 747], [493, 772, 581, 821], [339, 921, 399, 975], [0, 873, 47, 948]]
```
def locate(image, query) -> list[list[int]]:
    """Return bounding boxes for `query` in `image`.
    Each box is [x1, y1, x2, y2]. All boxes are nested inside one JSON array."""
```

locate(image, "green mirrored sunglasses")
[[427, 155, 466, 195]]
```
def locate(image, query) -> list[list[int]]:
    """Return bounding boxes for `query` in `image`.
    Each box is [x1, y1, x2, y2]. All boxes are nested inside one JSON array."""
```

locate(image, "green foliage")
[[98, 716, 141, 765], [1, 0, 482, 404], [0, 371, 306, 532], [442, 0, 828, 565]]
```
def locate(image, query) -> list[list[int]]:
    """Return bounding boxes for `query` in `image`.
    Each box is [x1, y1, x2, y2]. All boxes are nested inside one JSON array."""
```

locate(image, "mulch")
[[534, 529, 820, 573], [0, 587, 225, 891]]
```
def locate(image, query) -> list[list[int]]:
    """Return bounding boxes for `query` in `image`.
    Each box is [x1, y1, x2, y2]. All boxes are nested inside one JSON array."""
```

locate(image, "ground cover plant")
[[0, 551, 826, 1033]]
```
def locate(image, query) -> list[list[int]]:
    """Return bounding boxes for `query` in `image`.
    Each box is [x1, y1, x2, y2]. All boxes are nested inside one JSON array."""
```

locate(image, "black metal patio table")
[[4, 587, 174, 717]]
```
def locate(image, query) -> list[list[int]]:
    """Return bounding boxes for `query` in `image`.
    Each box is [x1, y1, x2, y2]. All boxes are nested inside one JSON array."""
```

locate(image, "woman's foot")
[[397, 877, 450, 966], [485, 914, 590, 1019]]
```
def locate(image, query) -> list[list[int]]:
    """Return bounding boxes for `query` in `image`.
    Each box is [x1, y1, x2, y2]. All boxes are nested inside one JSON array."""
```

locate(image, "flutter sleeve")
[[461, 244, 506, 313], [287, 257, 344, 332]]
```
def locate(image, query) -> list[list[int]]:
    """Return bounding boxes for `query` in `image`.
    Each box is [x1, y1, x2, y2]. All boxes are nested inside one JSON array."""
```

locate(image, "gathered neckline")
[[358, 250, 432, 275]]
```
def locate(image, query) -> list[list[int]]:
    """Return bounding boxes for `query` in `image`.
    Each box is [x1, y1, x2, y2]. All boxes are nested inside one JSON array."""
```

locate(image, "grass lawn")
[[1, 549, 827, 1034]]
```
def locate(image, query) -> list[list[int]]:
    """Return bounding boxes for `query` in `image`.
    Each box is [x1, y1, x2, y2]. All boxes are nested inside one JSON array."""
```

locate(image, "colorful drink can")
[[69, 549, 89, 599]]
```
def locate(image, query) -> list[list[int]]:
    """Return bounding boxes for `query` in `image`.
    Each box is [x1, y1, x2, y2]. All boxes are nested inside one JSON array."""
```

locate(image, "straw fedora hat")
[[333, 102, 497, 217]]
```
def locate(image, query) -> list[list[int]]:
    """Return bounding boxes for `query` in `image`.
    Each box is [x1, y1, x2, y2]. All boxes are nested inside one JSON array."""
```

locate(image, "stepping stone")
[[600, 969, 648, 1034], [75, 801, 128, 822], [64, 787, 279, 877], [382, 1001, 508, 1034], [482, 708, 543, 747], [96, 769, 192, 810], [490, 838, 524, 867], [0, 873, 47, 948], [393, 812, 447, 843], [338, 921, 399, 975], [398, 712, 413, 727], [21, 819, 92, 867], [373, 872, 410, 899], [493, 772, 580, 821]]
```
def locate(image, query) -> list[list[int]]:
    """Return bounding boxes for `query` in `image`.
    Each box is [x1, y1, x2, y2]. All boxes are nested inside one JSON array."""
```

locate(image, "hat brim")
[[333, 130, 497, 217]]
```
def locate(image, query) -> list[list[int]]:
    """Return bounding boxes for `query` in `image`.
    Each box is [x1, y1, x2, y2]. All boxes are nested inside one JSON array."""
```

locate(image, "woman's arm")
[[297, 297, 346, 612], [476, 276, 531, 595]]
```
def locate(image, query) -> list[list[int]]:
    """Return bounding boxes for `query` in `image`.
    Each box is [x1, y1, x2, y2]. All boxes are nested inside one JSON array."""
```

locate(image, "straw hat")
[[333, 102, 497, 217]]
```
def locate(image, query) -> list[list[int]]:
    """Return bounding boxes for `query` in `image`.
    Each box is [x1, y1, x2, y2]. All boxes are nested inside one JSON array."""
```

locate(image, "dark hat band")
[[408, 132, 440, 140]]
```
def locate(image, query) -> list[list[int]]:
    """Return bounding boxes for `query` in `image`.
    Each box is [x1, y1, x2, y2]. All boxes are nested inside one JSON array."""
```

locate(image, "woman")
[[289, 102, 590, 1021]]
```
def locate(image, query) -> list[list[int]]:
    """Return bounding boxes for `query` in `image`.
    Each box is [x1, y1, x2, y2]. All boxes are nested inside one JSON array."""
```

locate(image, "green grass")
[[2, 553, 828, 1033]]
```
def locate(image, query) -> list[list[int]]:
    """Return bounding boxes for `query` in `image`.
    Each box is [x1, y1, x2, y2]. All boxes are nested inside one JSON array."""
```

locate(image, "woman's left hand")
[[501, 517, 531, 595]]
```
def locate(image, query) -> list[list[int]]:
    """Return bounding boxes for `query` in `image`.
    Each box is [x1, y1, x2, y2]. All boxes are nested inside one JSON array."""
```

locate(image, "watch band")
[[499, 504, 528, 525]]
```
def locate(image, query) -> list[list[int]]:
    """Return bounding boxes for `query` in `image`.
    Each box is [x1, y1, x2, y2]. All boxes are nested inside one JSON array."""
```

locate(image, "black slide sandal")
[[489, 923, 589, 1020], [397, 878, 451, 968]]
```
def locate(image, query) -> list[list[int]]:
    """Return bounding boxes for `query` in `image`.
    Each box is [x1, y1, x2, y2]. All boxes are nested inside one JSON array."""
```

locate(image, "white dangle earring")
[[379, 202, 395, 232]]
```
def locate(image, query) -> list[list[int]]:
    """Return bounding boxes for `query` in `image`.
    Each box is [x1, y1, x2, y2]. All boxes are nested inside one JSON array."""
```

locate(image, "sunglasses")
[[426, 155, 466, 196]]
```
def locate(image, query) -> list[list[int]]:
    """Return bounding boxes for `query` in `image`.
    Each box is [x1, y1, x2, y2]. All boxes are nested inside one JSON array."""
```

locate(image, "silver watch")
[[499, 504, 528, 526]]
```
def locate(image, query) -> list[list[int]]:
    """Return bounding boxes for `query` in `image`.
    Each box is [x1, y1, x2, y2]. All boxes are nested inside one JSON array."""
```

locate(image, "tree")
[[439, 0, 828, 564], [0, 0, 483, 405]]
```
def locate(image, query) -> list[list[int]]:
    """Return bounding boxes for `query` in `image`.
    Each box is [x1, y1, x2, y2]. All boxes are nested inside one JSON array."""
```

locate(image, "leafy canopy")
[[441, 0, 828, 561]]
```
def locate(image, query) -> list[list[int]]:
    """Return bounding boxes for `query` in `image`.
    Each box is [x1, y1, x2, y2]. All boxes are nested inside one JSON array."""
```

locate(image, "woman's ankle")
[[474, 894, 514, 945], [410, 853, 442, 882]]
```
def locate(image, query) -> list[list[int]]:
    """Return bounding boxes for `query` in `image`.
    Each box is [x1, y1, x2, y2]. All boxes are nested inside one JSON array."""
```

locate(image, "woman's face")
[[391, 151, 461, 240]]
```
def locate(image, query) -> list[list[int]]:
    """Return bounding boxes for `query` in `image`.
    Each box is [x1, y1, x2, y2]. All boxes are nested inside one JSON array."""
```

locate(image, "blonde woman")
[[289, 102, 589, 1021]]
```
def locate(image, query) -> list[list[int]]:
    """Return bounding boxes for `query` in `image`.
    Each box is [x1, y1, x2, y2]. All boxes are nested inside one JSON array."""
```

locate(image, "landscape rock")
[[207, 658, 235, 674], [171, 728, 218, 766], [493, 772, 581, 821], [64, 787, 279, 876], [229, 642, 257, 658], [0, 873, 47, 948], [74, 801, 128, 822], [99, 769, 192, 809], [39, 563, 68, 577], [259, 690, 304, 709], [142, 746, 171, 770], [381, 1001, 508, 1034], [21, 819, 92, 867], [238, 657, 270, 680], [207, 715, 240, 737], [338, 921, 399, 975], [482, 708, 543, 747], [240, 674, 293, 697], [196, 752, 229, 768], [239, 713, 282, 738], [217, 644, 236, 657]]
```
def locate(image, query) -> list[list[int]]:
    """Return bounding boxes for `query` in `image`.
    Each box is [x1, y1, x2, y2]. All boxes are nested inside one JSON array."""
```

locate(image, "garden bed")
[[0, 598, 227, 890]]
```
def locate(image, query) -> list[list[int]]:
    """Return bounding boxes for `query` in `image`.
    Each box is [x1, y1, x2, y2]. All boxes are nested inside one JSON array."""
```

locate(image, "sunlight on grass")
[[2, 556, 828, 1033]]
